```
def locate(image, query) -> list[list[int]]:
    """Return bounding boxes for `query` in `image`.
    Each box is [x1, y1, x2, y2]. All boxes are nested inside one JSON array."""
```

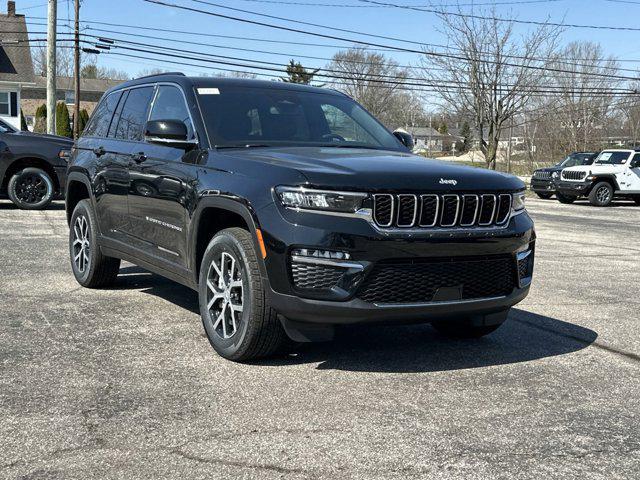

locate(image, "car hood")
[[13, 131, 74, 146], [225, 146, 524, 192]]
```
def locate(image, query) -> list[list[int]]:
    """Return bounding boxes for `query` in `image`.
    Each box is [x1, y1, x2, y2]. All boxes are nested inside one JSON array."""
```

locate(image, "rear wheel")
[[7, 167, 54, 210], [535, 192, 553, 199], [198, 227, 289, 361], [69, 199, 121, 288], [557, 192, 576, 204], [432, 318, 505, 338], [588, 181, 613, 207]]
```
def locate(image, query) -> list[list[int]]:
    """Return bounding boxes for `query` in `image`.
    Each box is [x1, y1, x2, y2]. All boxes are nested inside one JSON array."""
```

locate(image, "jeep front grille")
[[356, 255, 517, 304], [533, 171, 551, 180], [561, 170, 586, 181], [372, 193, 512, 229]]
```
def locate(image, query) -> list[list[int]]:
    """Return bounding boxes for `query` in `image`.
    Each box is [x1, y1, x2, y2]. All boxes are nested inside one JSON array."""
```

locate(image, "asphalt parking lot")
[[1, 198, 639, 479]]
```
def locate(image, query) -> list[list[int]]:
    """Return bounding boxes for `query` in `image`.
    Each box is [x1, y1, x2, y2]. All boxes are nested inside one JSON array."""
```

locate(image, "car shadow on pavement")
[[114, 266, 598, 373], [0, 200, 66, 210]]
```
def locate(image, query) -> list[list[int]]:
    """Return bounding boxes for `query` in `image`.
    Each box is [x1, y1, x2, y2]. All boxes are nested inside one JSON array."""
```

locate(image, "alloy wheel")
[[15, 173, 48, 204], [206, 251, 244, 339], [72, 215, 91, 273], [596, 185, 611, 204]]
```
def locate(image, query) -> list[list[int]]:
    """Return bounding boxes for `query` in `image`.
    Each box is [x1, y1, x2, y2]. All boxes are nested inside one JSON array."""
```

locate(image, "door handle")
[[131, 152, 147, 164], [93, 146, 106, 157]]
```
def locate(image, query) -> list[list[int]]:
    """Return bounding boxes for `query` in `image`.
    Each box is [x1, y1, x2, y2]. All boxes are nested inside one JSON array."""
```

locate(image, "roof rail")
[[134, 71, 186, 81]]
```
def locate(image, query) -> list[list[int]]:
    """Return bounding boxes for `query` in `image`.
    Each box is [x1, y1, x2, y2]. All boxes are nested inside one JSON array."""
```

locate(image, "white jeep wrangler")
[[556, 149, 640, 206]]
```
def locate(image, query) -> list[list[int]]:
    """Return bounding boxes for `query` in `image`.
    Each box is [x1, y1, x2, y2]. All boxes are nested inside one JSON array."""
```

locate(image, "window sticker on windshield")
[[600, 152, 612, 161], [198, 88, 220, 95]]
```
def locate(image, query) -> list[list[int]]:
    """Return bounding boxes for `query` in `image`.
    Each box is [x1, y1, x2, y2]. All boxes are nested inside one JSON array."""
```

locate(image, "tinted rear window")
[[113, 86, 155, 141]]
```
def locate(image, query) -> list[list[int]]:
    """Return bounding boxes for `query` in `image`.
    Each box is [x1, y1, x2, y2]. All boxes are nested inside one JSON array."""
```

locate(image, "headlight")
[[276, 186, 368, 213], [512, 192, 526, 212]]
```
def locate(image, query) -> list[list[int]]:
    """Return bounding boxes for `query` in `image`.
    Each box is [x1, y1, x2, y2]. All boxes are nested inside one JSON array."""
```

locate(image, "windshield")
[[559, 153, 593, 168], [594, 151, 631, 165], [196, 85, 405, 151]]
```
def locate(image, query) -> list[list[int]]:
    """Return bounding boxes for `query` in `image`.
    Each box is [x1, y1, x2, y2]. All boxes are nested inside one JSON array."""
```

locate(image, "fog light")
[[292, 248, 351, 260]]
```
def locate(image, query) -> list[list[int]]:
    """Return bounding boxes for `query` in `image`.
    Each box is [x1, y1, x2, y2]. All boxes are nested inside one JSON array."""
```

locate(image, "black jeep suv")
[[530, 152, 596, 199], [0, 118, 72, 209], [66, 74, 535, 361]]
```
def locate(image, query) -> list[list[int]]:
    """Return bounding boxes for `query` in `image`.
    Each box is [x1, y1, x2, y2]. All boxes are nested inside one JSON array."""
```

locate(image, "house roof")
[[407, 126, 463, 139], [0, 10, 35, 84], [30, 76, 123, 93]]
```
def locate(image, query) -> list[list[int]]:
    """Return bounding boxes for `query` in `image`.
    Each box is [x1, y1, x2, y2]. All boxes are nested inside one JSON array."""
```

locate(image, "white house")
[[0, 1, 35, 130]]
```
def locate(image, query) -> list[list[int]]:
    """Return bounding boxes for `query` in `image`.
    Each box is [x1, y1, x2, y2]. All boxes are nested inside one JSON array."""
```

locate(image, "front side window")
[[114, 86, 155, 141], [196, 86, 404, 151], [594, 151, 631, 165], [148, 85, 195, 140], [0, 118, 14, 133], [0, 92, 9, 115], [83, 91, 121, 138]]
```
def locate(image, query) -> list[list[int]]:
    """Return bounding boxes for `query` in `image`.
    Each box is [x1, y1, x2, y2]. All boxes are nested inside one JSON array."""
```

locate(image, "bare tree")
[[544, 42, 620, 152], [421, 8, 561, 168], [31, 44, 96, 77], [327, 48, 409, 127]]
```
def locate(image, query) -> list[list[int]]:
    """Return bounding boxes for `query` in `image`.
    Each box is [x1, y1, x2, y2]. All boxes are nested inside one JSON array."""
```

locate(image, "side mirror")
[[144, 120, 196, 148], [393, 130, 414, 150]]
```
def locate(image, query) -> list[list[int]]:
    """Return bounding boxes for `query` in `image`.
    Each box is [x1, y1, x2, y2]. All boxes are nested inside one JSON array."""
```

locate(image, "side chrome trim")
[[291, 255, 365, 270]]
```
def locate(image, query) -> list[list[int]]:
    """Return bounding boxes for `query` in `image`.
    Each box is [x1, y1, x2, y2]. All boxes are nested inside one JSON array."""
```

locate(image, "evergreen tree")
[[78, 109, 90, 133], [460, 121, 472, 152], [438, 122, 449, 134], [34, 104, 47, 133], [20, 109, 28, 131], [282, 59, 319, 84], [55, 102, 72, 138]]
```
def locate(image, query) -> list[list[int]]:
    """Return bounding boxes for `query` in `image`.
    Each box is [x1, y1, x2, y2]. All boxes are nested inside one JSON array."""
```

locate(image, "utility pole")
[[73, 0, 80, 139], [46, 0, 57, 135], [506, 119, 514, 174]]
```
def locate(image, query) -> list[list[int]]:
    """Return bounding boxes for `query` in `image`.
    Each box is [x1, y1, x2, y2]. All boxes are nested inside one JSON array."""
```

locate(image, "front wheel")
[[432, 318, 505, 338], [588, 181, 613, 207], [198, 228, 289, 361], [7, 168, 54, 210], [535, 192, 553, 199], [557, 192, 576, 204], [69, 199, 121, 288]]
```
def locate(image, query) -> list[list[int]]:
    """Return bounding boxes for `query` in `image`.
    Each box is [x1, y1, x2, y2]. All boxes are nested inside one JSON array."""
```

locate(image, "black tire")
[[69, 199, 121, 288], [432, 319, 505, 338], [198, 227, 289, 361], [588, 181, 614, 207], [556, 192, 576, 204], [7, 167, 54, 210], [535, 192, 553, 199]]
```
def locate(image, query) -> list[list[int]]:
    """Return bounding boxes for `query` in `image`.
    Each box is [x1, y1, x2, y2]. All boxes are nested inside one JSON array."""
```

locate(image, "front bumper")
[[557, 180, 591, 196], [257, 201, 535, 325], [530, 178, 556, 193]]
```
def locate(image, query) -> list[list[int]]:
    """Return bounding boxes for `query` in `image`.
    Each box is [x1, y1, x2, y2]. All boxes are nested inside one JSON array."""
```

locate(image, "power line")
[[358, 0, 640, 32], [233, 0, 563, 7], [142, 0, 640, 82]]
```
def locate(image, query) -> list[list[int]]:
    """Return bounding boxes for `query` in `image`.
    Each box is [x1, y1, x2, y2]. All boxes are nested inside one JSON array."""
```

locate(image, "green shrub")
[[33, 104, 47, 133], [55, 102, 72, 138]]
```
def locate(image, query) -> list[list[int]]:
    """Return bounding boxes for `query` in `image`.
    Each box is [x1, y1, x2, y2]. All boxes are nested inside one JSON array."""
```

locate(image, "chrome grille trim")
[[561, 170, 587, 181], [373, 194, 394, 227], [419, 194, 439, 227], [440, 194, 460, 227], [396, 194, 418, 227], [460, 194, 479, 227], [478, 194, 497, 226], [372, 193, 514, 230]]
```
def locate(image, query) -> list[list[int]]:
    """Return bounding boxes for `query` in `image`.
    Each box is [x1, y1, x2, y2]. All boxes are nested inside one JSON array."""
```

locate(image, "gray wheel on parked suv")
[[7, 167, 54, 210], [588, 181, 613, 207], [535, 192, 553, 199], [556, 192, 576, 204], [198, 227, 289, 361], [432, 318, 505, 338], [69, 199, 121, 288]]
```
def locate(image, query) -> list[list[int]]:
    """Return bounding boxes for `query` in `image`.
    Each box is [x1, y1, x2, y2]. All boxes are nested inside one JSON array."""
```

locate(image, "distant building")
[[406, 126, 464, 153], [0, 1, 35, 130]]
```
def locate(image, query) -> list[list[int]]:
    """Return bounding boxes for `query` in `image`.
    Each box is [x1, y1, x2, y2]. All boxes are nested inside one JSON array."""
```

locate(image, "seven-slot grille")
[[561, 170, 587, 181], [533, 171, 551, 180], [373, 193, 512, 229]]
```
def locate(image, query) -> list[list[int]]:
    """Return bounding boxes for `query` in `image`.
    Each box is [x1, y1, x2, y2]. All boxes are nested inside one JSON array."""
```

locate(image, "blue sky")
[[12, 0, 640, 80]]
